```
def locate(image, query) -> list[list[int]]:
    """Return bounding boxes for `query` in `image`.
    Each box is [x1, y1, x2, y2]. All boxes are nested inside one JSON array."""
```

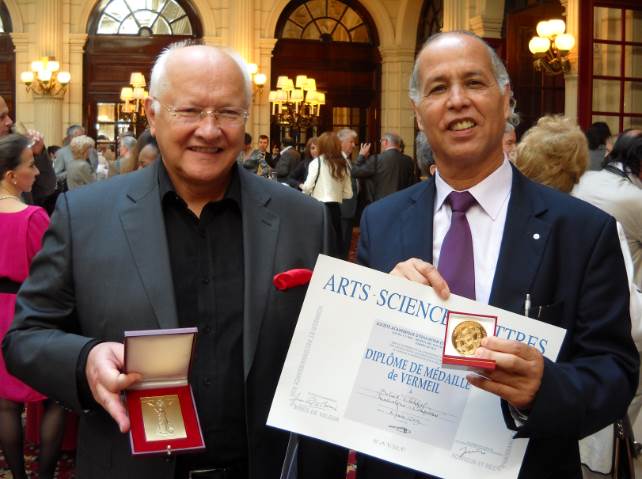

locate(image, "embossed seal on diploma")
[[451, 320, 487, 356]]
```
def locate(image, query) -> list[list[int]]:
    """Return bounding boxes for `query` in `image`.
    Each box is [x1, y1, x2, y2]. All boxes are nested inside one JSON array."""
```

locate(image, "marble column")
[[252, 38, 277, 139], [560, 0, 579, 122], [28, 0, 65, 144], [379, 47, 417, 152], [442, 0, 468, 32]]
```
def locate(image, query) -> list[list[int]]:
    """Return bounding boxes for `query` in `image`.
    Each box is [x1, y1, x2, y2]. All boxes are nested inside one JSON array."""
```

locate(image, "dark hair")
[[604, 131, 642, 176], [317, 132, 347, 180], [47, 145, 61, 157], [304, 136, 318, 161], [244, 133, 252, 146], [282, 137, 295, 147], [258, 134, 269, 141], [0, 134, 30, 178], [585, 122, 612, 150]]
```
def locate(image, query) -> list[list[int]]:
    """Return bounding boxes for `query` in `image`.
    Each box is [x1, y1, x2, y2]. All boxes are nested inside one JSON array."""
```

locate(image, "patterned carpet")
[[0, 443, 76, 478]]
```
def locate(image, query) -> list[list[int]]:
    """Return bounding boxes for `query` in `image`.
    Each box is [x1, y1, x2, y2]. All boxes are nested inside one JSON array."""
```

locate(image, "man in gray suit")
[[4, 42, 332, 479], [54, 124, 99, 182], [352, 132, 417, 202]]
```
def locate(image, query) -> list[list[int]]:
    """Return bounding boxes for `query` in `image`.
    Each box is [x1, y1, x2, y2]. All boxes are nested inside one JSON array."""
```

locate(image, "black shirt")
[[159, 162, 247, 474]]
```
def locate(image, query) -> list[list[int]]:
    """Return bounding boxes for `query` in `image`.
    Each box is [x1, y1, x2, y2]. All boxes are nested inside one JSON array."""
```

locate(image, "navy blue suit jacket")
[[356, 166, 639, 478]]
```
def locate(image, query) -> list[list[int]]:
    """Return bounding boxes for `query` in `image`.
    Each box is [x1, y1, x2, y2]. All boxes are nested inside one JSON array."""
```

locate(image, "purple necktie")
[[438, 191, 477, 299]]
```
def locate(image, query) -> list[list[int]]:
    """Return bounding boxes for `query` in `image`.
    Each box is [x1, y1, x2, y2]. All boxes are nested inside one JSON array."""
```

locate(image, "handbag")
[[612, 416, 636, 479]]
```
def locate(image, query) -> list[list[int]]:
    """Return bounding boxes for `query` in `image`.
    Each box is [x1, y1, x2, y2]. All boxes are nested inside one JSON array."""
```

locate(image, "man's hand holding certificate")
[[268, 255, 566, 479]]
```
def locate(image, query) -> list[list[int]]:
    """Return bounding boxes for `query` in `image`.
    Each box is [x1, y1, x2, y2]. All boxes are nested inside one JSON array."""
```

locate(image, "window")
[[590, 6, 642, 132], [280, 0, 371, 44], [95, 0, 192, 35]]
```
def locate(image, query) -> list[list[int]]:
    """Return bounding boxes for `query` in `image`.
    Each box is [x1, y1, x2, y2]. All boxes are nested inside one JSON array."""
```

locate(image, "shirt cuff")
[[75, 339, 103, 412]]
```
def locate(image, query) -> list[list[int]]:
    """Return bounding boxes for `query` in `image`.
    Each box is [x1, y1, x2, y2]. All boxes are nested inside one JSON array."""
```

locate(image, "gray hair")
[[381, 132, 401, 147], [337, 128, 357, 141], [408, 31, 512, 111], [66, 124, 85, 137], [149, 40, 252, 113], [120, 135, 137, 152], [70, 135, 95, 160], [415, 131, 434, 175]]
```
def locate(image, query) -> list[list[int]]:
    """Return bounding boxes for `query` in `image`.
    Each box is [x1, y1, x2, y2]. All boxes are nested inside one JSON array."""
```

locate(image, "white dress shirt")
[[433, 158, 513, 304]]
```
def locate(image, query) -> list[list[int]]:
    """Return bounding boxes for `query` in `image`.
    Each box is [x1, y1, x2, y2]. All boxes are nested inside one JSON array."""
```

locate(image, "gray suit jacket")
[[54, 145, 98, 179], [4, 160, 332, 479]]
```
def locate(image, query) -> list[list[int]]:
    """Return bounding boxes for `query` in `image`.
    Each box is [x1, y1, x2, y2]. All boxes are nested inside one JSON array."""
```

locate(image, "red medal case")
[[442, 311, 497, 370], [124, 327, 205, 456]]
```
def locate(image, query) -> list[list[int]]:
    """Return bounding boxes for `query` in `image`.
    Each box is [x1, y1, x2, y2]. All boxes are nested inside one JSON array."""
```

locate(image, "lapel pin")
[[533, 233, 540, 240]]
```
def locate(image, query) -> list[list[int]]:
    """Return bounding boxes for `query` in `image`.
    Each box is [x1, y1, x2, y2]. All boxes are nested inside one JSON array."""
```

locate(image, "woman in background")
[[67, 135, 96, 190], [0, 134, 66, 479], [287, 136, 318, 189], [301, 132, 352, 255]]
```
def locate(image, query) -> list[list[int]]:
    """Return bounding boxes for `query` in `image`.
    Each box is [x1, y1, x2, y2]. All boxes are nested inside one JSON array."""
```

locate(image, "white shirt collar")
[[281, 145, 292, 152], [434, 157, 513, 220]]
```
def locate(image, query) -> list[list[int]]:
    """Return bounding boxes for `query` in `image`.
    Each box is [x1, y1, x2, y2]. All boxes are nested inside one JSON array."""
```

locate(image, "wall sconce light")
[[247, 63, 267, 101], [20, 56, 71, 96], [528, 19, 575, 75]]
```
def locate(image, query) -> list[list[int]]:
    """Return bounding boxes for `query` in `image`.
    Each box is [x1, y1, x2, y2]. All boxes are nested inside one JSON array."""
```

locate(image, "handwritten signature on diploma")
[[290, 391, 338, 412], [377, 389, 437, 418]]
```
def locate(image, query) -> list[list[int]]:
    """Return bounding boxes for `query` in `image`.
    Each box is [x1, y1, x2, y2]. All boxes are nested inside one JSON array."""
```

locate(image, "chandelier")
[[528, 19, 576, 76], [20, 57, 71, 97], [268, 75, 325, 131], [120, 72, 148, 123]]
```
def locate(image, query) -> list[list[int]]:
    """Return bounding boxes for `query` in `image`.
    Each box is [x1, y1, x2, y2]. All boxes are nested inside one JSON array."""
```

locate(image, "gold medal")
[[140, 394, 187, 442], [451, 320, 487, 356]]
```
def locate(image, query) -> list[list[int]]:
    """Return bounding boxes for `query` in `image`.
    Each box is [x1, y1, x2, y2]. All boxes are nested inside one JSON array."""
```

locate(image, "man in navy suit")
[[357, 31, 639, 478]]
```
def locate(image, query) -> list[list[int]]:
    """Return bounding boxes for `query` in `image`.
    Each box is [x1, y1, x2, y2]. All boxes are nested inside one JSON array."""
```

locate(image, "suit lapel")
[[489, 167, 550, 314], [400, 180, 435, 263], [239, 169, 280, 379], [120, 161, 178, 329]]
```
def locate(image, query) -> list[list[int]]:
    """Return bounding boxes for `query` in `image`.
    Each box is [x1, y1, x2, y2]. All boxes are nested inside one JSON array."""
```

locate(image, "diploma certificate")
[[268, 255, 566, 479]]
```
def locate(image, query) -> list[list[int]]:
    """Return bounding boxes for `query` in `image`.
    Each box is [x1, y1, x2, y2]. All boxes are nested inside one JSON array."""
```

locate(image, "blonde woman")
[[67, 135, 96, 190], [301, 131, 352, 254]]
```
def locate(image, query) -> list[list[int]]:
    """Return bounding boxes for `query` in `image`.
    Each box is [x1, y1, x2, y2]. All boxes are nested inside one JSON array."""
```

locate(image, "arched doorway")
[[83, 0, 202, 150], [271, 0, 381, 147], [0, 2, 15, 116]]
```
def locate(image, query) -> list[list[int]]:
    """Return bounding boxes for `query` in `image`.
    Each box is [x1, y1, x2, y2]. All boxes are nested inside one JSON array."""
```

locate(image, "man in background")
[[352, 132, 416, 202], [337, 128, 358, 259], [275, 137, 300, 182]]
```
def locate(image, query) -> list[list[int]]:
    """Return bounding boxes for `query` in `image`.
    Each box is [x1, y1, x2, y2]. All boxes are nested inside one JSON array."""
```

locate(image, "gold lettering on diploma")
[[452, 320, 487, 356], [141, 394, 187, 442]]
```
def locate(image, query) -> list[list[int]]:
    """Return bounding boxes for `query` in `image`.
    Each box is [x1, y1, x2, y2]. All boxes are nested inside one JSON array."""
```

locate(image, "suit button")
[[203, 377, 211, 386], [203, 326, 212, 334], [202, 277, 210, 284]]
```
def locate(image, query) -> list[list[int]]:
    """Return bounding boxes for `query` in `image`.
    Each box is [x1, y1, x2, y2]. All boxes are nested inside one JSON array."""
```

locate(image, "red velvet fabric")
[[126, 385, 204, 455]]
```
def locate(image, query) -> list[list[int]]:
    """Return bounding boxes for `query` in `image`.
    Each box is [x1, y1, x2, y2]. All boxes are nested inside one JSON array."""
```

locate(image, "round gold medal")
[[451, 320, 487, 356]]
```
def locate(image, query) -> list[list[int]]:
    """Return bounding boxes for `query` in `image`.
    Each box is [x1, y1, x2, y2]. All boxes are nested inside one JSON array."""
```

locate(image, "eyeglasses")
[[155, 100, 248, 127]]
